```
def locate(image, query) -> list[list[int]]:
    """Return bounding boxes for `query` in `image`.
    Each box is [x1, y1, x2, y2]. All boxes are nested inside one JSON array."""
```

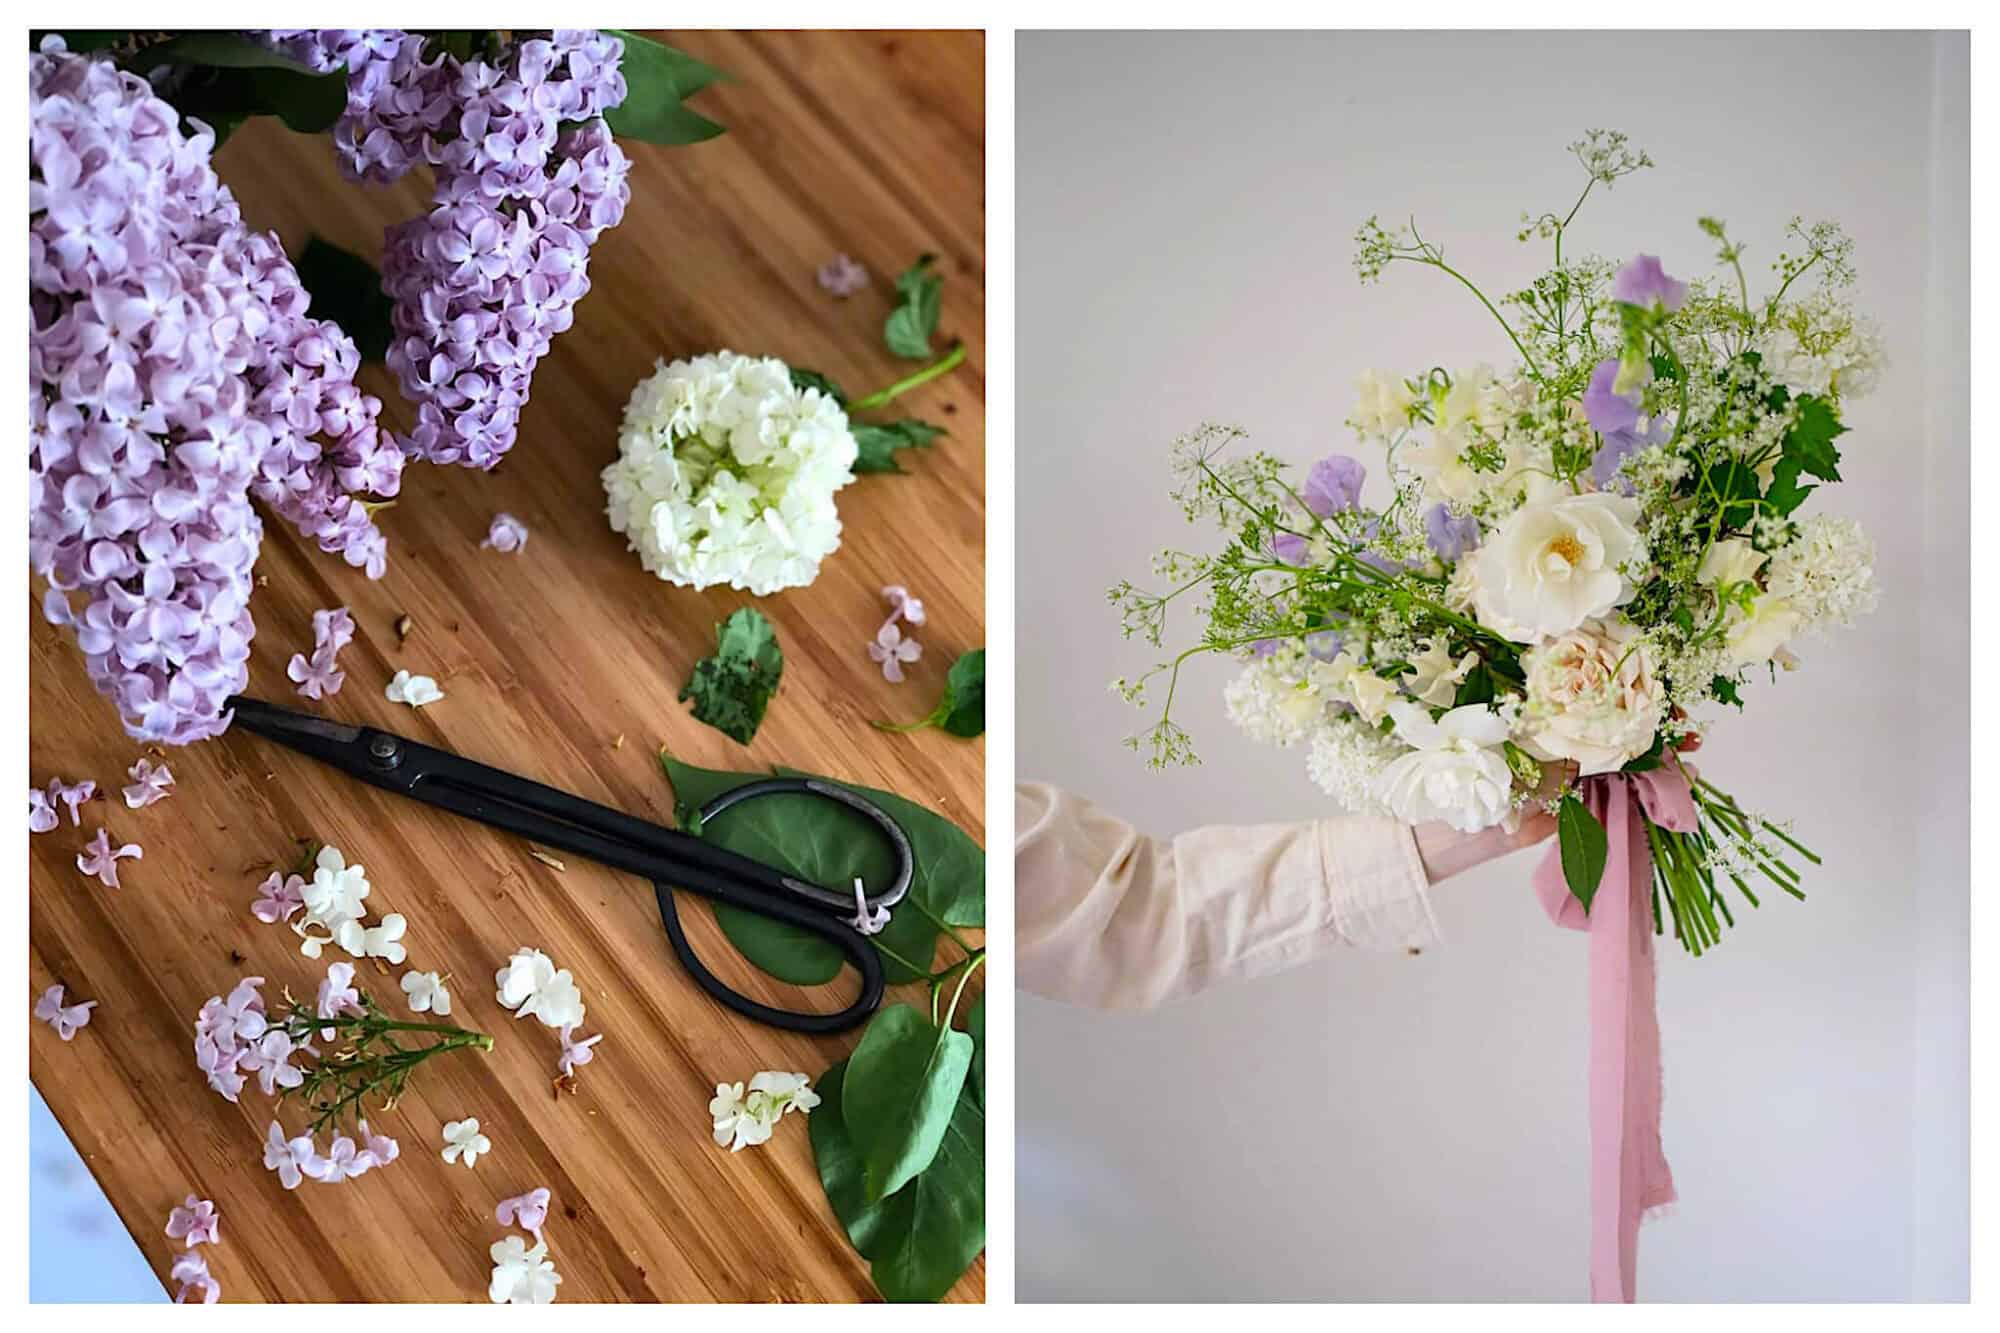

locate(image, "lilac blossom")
[[357, 1120, 400, 1168], [241, 1029, 308, 1096], [1612, 253, 1688, 312], [482, 512, 530, 552], [817, 253, 869, 297], [265, 31, 633, 469], [122, 757, 174, 808], [30, 41, 404, 745], [165, 1195, 221, 1248], [29, 789, 59, 834], [34, 984, 96, 1040], [252, 871, 307, 924], [194, 977, 269, 1101], [869, 621, 923, 682], [76, 827, 142, 888], [557, 1024, 602, 1078], [1302, 454, 1366, 517], [262, 1121, 327, 1191], [882, 584, 926, 625], [317, 960, 365, 1038], [497, 1186, 553, 1236], [288, 605, 356, 702], [170, 1251, 221, 1304], [49, 778, 95, 826], [1424, 503, 1482, 560], [318, 1133, 374, 1181]]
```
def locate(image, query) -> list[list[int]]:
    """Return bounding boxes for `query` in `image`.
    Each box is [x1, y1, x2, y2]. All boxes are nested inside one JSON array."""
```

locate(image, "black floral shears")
[[226, 695, 911, 1034]]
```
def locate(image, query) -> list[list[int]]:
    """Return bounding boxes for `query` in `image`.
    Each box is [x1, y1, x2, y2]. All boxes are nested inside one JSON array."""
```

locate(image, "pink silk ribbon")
[[1532, 765, 1696, 1303]]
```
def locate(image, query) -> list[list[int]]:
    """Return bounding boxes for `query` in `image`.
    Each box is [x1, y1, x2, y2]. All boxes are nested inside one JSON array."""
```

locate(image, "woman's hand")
[[1411, 758, 1578, 885]]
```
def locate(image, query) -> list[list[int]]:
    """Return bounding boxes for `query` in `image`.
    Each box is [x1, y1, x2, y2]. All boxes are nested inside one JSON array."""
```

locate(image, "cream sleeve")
[[1015, 781, 1437, 1010]]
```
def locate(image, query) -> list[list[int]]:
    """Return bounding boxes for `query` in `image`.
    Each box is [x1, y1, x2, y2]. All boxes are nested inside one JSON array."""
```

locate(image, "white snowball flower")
[[1759, 291, 1887, 401], [495, 947, 586, 1029], [1222, 656, 1322, 747], [1765, 514, 1878, 634], [1372, 701, 1515, 833], [601, 350, 860, 596], [1471, 490, 1643, 640], [400, 969, 451, 1016], [1518, 619, 1665, 774], [442, 1118, 491, 1168], [385, 670, 444, 707], [489, 1234, 561, 1304], [1305, 717, 1403, 815]]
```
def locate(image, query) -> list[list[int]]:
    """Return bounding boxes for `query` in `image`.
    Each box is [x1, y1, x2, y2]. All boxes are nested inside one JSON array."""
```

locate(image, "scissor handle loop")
[[697, 777, 914, 915]]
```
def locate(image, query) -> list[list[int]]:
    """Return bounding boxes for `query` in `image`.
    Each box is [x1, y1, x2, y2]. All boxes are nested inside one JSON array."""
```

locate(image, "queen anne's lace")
[[29, 39, 404, 744]]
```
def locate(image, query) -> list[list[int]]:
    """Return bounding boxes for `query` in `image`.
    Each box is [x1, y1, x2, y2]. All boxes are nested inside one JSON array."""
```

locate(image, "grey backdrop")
[[1015, 30, 1969, 1302]]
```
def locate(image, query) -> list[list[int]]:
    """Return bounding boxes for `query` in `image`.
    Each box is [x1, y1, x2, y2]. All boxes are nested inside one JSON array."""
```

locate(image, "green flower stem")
[[871, 937, 936, 980], [907, 896, 977, 956], [851, 342, 966, 411]]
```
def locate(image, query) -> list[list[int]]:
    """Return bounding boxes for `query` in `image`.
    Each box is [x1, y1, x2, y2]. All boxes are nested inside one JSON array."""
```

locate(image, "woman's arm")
[[1017, 779, 1564, 1011]]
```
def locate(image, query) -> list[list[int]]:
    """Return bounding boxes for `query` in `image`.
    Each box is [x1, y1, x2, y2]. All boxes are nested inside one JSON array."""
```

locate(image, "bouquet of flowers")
[[1112, 130, 1878, 952]]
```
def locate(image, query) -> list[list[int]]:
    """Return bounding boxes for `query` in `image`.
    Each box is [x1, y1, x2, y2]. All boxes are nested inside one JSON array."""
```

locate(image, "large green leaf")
[[659, 754, 984, 985], [135, 33, 349, 138], [967, 993, 984, 1109], [841, 1004, 973, 1201], [295, 237, 393, 362], [1558, 794, 1609, 912], [603, 30, 727, 146], [811, 1060, 985, 1303], [679, 607, 784, 745]]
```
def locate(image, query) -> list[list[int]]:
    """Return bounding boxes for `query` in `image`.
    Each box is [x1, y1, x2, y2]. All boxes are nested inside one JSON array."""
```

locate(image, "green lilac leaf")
[[842, 1004, 973, 1201], [679, 607, 784, 745], [1558, 794, 1609, 912], [295, 237, 394, 362], [602, 29, 727, 145], [851, 420, 946, 475], [810, 1061, 986, 1303], [967, 993, 984, 1109], [878, 649, 985, 737], [885, 254, 943, 358], [130, 33, 349, 138]]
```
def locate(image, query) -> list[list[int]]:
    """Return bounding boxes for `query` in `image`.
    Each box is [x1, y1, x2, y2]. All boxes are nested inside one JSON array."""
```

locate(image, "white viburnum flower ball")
[[1518, 618, 1664, 775], [1471, 490, 1643, 641], [1371, 701, 1515, 833], [1764, 514, 1879, 634], [602, 351, 860, 596]]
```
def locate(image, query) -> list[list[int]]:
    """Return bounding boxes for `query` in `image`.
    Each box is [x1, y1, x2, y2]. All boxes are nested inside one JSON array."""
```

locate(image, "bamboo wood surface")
[[28, 29, 985, 1304]]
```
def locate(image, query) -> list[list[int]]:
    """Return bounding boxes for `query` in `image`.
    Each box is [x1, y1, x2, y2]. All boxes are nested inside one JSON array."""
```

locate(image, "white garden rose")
[[1471, 491, 1643, 640], [1373, 700, 1515, 833], [601, 351, 859, 595], [1518, 619, 1663, 775]]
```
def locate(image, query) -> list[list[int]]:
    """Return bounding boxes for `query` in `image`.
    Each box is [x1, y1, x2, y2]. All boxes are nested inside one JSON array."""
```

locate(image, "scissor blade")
[[225, 695, 372, 767]]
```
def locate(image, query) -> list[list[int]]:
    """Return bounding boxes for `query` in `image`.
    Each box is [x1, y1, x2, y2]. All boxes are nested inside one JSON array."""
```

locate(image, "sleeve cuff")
[[1316, 815, 1440, 952]]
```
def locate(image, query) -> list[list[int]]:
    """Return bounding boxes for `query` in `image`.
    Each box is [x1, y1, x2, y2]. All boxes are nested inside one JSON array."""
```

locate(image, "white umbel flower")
[[602, 351, 860, 595]]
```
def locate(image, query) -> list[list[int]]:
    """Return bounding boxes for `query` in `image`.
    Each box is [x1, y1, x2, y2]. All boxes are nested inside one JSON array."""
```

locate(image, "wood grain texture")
[[28, 29, 984, 1304]]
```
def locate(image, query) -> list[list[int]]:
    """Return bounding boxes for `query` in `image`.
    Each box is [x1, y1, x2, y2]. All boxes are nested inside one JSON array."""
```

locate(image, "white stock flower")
[[400, 969, 451, 1016], [489, 1234, 561, 1304], [1372, 701, 1515, 833], [441, 1118, 491, 1168], [1519, 619, 1664, 775], [385, 670, 444, 707], [495, 947, 586, 1029], [1471, 491, 1643, 640], [1350, 369, 1415, 438], [601, 350, 860, 595]]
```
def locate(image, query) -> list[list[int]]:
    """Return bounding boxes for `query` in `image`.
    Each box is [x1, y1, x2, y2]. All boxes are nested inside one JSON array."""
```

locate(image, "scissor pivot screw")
[[368, 735, 401, 768]]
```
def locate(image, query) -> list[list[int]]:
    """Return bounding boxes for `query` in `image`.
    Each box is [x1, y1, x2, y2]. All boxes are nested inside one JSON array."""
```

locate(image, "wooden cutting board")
[[28, 29, 985, 1304]]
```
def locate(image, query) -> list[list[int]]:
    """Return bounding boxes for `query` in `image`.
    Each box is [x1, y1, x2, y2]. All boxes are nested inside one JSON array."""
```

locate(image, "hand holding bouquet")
[[1111, 130, 1879, 955]]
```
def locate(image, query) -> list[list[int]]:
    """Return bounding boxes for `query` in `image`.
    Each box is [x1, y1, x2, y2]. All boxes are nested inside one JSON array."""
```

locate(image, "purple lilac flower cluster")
[[29, 39, 405, 745], [268, 30, 634, 469]]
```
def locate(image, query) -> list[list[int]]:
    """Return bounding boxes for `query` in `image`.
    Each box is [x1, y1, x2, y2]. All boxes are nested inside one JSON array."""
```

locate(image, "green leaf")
[[966, 994, 984, 1109], [1697, 456, 1763, 528], [1762, 457, 1816, 517], [1782, 395, 1846, 482], [679, 607, 784, 745], [884, 254, 944, 359], [1452, 662, 1496, 708], [1557, 794, 1609, 912], [1712, 675, 1745, 709], [294, 237, 394, 362], [31, 31, 128, 54], [658, 753, 983, 984], [1621, 734, 1666, 773], [842, 1004, 973, 1201], [790, 367, 847, 409], [877, 649, 985, 738], [134, 33, 349, 138], [811, 1061, 986, 1302], [602, 29, 727, 146], [851, 420, 946, 475]]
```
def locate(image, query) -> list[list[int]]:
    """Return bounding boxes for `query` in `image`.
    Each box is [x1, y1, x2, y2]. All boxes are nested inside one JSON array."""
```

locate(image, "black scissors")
[[225, 695, 911, 1035]]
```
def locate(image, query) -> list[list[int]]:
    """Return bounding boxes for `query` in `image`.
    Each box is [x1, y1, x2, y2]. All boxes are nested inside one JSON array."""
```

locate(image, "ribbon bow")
[[1532, 765, 1697, 1303]]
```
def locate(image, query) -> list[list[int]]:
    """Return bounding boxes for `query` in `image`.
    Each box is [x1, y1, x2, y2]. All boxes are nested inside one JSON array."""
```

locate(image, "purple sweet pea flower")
[[1248, 639, 1280, 658], [1302, 454, 1366, 518], [1582, 358, 1643, 438], [1424, 503, 1482, 560], [1270, 532, 1310, 566], [1612, 254, 1688, 312], [1353, 517, 1406, 576], [1305, 630, 1346, 662]]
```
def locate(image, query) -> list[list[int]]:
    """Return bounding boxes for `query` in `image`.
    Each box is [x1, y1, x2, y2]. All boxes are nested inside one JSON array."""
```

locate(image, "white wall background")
[[1015, 29, 1969, 1302]]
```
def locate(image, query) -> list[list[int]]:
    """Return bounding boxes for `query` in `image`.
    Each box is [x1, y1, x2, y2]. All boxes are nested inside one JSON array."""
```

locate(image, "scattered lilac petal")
[[288, 648, 345, 701], [34, 984, 96, 1040], [557, 1024, 602, 1078], [881, 584, 926, 625], [482, 512, 530, 553], [170, 1251, 221, 1304], [76, 827, 141, 888], [816, 253, 868, 297], [122, 757, 175, 808], [251, 871, 307, 924], [496, 1186, 553, 1236], [165, 1195, 220, 1248], [30, 788, 59, 834], [867, 620, 923, 683], [49, 778, 95, 826]]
